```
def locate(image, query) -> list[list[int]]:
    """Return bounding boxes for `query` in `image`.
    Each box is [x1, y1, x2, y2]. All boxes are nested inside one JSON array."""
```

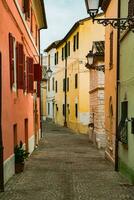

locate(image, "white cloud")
[[40, 0, 88, 52]]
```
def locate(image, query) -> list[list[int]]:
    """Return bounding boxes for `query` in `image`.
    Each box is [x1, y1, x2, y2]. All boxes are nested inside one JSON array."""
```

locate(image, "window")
[[55, 52, 58, 65], [77, 32, 79, 49], [48, 103, 50, 115], [16, 42, 24, 89], [55, 80, 58, 93], [52, 77, 55, 91], [9, 33, 15, 87], [27, 57, 34, 93], [73, 32, 79, 51], [67, 41, 70, 57], [13, 124, 17, 148], [62, 47, 64, 60], [63, 78, 66, 91], [63, 104, 65, 116], [128, 0, 134, 17], [23, 0, 30, 19], [75, 74, 78, 88], [35, 25, 38, 46], [75, 104, 78, 118], [30, 7, 33, 33], [73, 35, 76, 51], [67, 77, 69, 92], [109, 31, 113, 69]]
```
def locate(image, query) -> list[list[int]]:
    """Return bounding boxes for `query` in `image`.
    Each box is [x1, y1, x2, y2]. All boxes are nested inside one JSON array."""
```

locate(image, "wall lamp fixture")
[[85, 0, 134, 30]]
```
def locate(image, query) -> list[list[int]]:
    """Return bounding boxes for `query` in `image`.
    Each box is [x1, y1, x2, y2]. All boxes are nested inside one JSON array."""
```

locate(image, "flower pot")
[[15, 162, 24, 173]]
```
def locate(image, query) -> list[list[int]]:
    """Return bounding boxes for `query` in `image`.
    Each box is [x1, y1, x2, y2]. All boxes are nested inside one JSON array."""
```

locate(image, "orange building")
[[100, 0, 118, 163], [0, 0, 47, 185]]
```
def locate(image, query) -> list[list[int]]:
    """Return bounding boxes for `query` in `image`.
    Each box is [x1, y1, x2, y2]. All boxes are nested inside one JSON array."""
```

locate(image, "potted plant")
[[14, 141, 29, 173]]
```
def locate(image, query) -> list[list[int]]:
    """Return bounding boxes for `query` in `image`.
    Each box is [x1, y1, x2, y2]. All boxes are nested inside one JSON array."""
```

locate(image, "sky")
[[40, 0, 88, 53]]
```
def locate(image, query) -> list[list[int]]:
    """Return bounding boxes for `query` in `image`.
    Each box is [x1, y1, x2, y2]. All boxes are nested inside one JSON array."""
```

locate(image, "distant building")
[[44, 41, 60, 121], [54, 16, 105, 134], [86, 41, 105, 148], [0, 0, 47, 184]]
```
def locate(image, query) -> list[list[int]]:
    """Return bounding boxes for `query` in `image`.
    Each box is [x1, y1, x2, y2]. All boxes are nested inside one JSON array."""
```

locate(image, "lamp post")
[[85, 0, 134, 30], [86, 50, 105, 72]]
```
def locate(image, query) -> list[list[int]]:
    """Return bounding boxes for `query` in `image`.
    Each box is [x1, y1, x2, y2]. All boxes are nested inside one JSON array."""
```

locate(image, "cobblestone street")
[[1, 122, 134, 200]]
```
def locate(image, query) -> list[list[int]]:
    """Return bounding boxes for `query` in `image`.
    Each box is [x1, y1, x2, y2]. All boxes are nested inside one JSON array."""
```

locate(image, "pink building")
[[0, 0, 47, 186], [86, 41, 106, 148]]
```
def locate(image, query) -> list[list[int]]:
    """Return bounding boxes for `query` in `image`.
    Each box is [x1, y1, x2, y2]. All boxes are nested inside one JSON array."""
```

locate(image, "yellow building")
[[54, 16, 105, 134]]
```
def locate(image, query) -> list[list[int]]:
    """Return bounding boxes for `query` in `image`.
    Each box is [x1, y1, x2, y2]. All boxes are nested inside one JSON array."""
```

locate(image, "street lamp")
[[85, 0, 134, 30], [41, 66, 53, 82], [86, 50, 105, 72], [46, 67, 53, 79]]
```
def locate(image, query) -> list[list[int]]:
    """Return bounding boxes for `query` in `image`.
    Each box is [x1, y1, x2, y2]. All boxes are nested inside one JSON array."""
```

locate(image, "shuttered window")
[[9, 33, 15, 87], [16, 43, 24, 89], [63, 78, 66, 91], [77, 32, 79, 49], [55, 80, 58, 93], [75, 104, 78, 118], [27, 57, 34, 93], [109, 31, 113, 69], [24, 55, 27, 91], [128, 0, 134, 17], [37, 81, 40, 97], [67, 41, 70, 57], [73, 35, 76, 51], [34, 64, 42, 82], [75, 74, 78, 89], [63, 104, 65, 116], [24, 0, 30, 19], [67, 77, 69, 92]]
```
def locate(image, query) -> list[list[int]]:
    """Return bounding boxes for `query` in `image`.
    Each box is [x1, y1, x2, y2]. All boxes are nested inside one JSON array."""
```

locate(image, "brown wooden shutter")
[[16, 43, 24, 89], [73, 35, 76, 51], [24, 0, 30, 19], [77, 32, 79, 49], [128, 0, 134, 17], [34, 64, 42, 81], [9, 33, 14, 87], [37, 81, 40, 97], [27, 57, 34, 93], [109, 31, 113, 69], [23, 54, 27, 91]]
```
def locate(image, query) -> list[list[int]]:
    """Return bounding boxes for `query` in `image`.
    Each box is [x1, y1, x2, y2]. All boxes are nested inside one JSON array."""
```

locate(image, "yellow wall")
[[55, 17, 105, 134], [104, 0, 118, 162]]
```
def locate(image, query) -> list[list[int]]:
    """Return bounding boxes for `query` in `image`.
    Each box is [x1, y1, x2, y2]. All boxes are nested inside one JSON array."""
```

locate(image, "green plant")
[[14, 141, 29, 164]]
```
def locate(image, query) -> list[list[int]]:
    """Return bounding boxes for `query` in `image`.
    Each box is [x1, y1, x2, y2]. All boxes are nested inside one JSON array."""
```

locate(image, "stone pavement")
[[1, 122, 134, 200]]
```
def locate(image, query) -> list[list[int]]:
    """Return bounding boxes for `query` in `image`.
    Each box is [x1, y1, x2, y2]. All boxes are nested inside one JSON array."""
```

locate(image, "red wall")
[[0, 0, 40, 160]]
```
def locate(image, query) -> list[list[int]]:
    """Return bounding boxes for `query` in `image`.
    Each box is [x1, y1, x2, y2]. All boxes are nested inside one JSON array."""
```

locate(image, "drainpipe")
[[0, 52, 4, 192], [115, 0, 120, 171], [64, 42, 67, 127]]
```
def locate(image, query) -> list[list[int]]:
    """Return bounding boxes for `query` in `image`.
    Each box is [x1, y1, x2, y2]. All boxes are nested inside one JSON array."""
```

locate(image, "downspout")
[[115, 0, 120, 171], [0, 52, 4, 192], [64, 42, 67, 127]]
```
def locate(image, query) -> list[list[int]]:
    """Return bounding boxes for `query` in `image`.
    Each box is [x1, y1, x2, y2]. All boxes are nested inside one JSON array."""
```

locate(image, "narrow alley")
[[0, 122, 134, 200]]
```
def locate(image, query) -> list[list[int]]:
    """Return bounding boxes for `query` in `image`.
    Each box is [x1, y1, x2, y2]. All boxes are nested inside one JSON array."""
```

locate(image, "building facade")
[[86, 41, 105, 148], [44, 41, 60, 121], [54, 16, 104, 134], [118, 0, 134, 183], [0, 0, 47, 184]]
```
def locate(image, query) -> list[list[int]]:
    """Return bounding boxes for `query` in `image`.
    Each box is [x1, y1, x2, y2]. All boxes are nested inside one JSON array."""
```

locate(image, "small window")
[[67, 41, 70, 57], [67, 77, 69, 92], [75, 104, 78, 118], [109, 31, 113, 69], [63, 78, 66, 91], [75, 74, 78, 89], [63, 104, 65, 116], [52, 77, 55, 91], [77, 32, 79, 49], [55, 80, 58, 93], [73, 35, 76, 51]]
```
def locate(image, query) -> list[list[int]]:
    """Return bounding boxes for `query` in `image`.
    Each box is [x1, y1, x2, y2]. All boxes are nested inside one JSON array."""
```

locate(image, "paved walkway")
[[1, 122, 134, 200]]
